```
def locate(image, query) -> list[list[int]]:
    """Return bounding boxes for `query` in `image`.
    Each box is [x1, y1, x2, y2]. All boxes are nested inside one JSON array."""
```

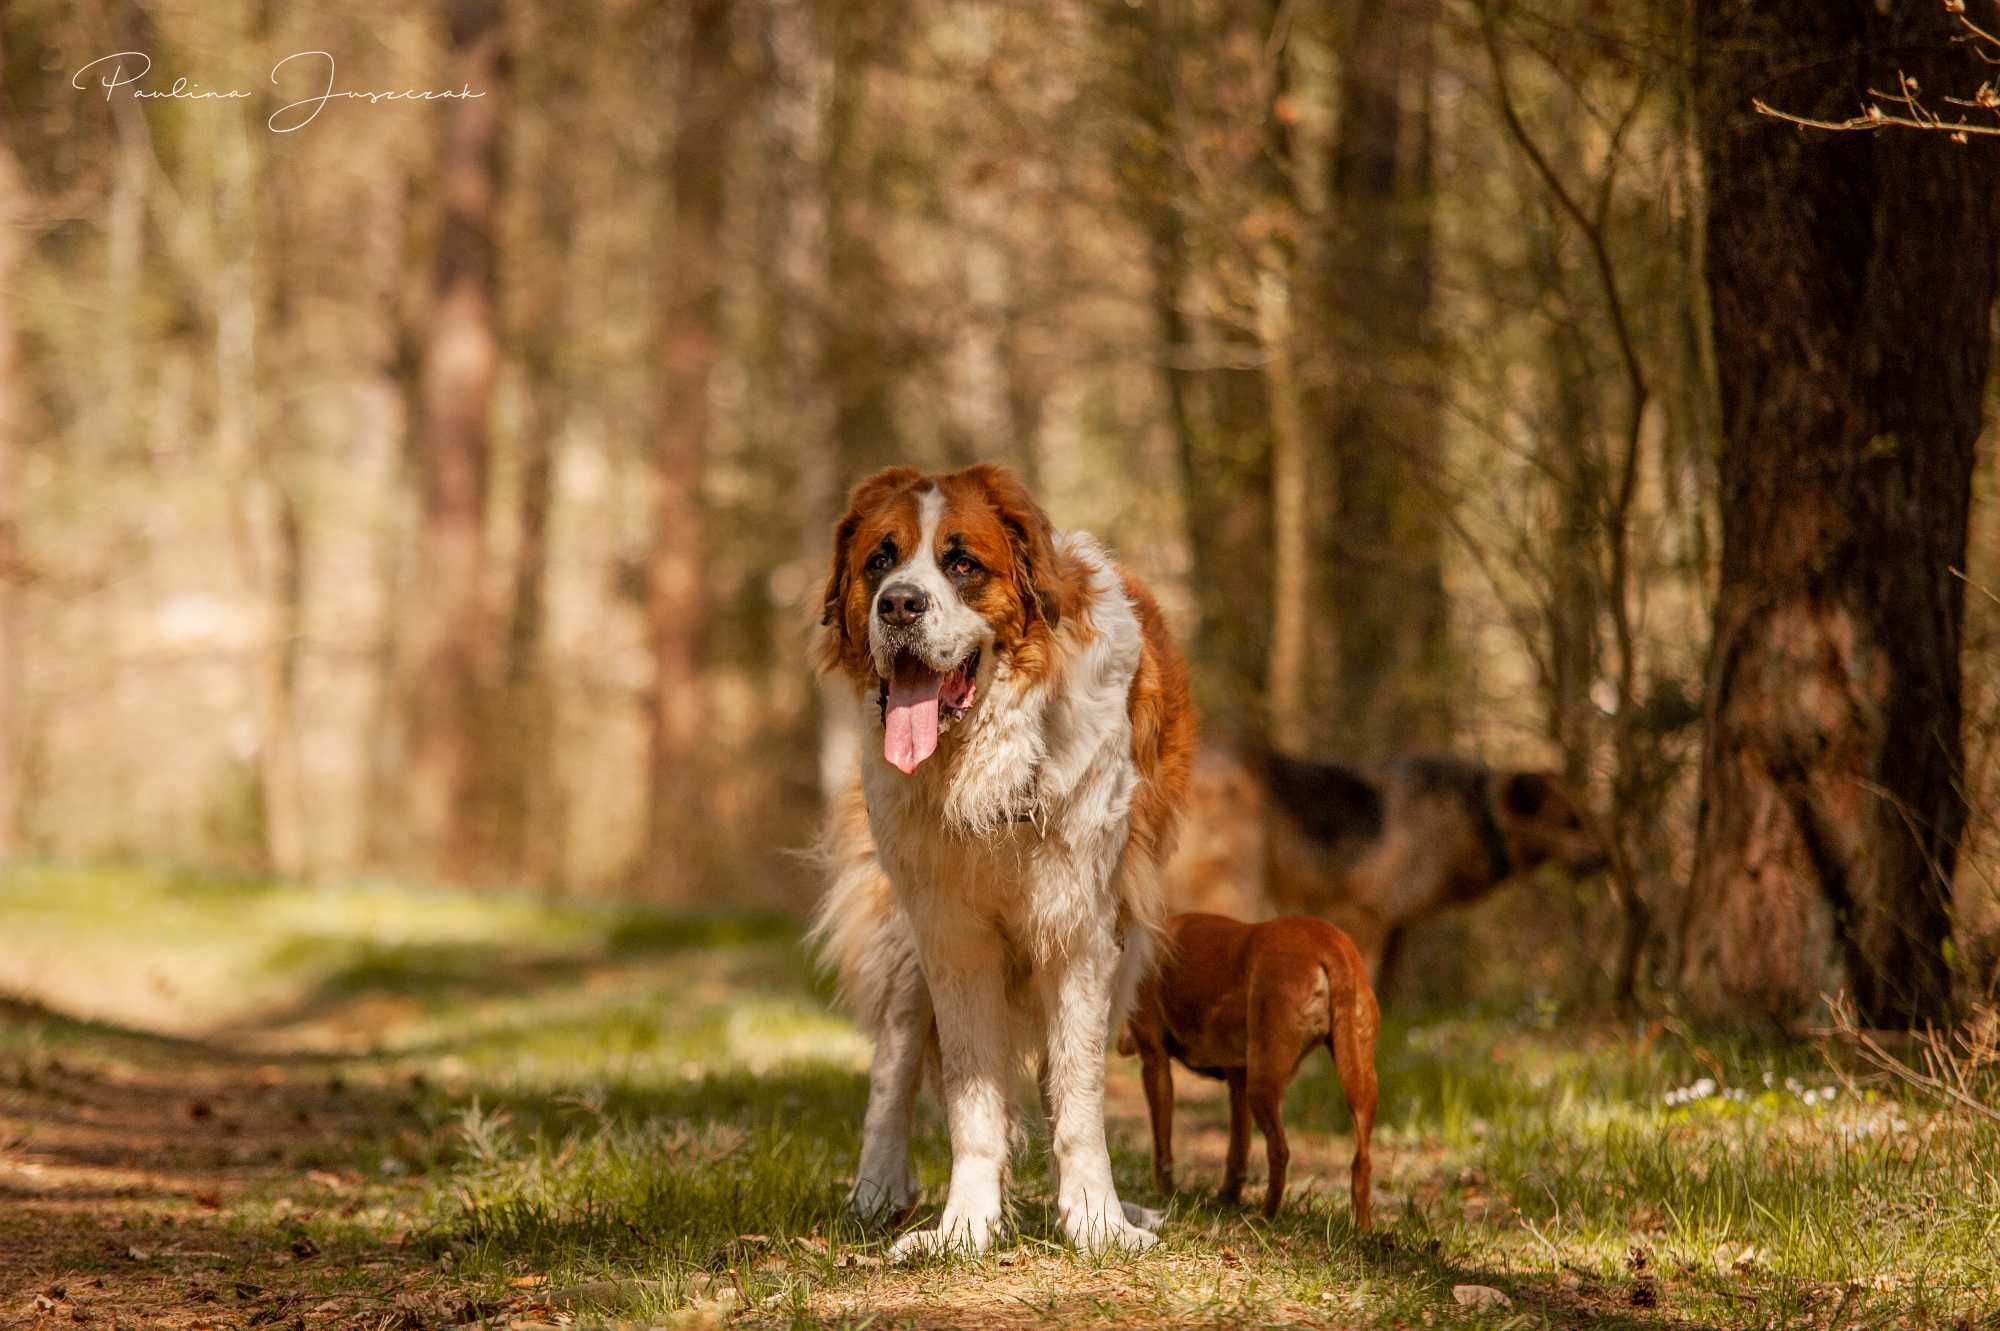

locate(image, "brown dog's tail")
[[1321, 930, 1382, 1081]]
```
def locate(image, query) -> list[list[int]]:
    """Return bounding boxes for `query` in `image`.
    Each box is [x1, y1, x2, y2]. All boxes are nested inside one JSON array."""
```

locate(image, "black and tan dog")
[[1120, 912, 1379, 1225], [1165, 743, 1608, 981]]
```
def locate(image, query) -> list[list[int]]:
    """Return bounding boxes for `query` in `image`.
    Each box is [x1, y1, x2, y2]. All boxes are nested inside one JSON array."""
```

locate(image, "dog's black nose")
[[877, 584, 929, 627]]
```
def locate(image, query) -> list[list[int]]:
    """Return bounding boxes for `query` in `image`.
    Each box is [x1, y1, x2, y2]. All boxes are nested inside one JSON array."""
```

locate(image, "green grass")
[[2, 861, 1998, 1328]]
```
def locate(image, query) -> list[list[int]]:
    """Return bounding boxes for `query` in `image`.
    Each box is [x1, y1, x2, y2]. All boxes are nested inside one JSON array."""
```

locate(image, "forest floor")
[[1, 866, 1996, 1331]]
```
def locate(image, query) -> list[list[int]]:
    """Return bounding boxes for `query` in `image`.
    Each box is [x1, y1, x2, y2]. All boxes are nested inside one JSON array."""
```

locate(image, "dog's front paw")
[[1121, 1200, 1166, 1233], [1060, 1201, 1160, 1256], [845, 1170, 918, 1225], [890, 1209, 998, 1262]]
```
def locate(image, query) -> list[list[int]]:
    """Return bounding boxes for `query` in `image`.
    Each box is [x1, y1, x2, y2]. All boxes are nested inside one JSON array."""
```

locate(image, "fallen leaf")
[[188, 1101, 214, 1121], [192, 1189, 223, 1210], [1453, 1285, 1512, 1311], [508, 1275, 548, 1290]]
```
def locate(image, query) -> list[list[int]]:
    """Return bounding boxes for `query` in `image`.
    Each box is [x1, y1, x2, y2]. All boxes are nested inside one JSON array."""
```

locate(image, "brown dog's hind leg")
[[1219, 1069, 1250, 1205], [1245, 1064, 1290, 1219], [1331, 982, 1380, 1230], [1244, 994, 1295, 1218], [1137, 1046, 1175, 1194]]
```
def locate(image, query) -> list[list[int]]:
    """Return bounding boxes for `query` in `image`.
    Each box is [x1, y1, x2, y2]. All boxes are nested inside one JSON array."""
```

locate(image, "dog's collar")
[[1476, 788, 1514, 883]]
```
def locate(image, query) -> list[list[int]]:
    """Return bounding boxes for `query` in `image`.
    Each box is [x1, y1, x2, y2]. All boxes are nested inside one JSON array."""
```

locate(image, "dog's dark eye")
[[866, 548, 895, 573], [946, 554, 981, 578]]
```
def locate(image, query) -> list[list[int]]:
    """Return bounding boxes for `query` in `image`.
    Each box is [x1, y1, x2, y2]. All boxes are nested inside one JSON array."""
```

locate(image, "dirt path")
[[1, 1001, 1379, 1331], [0, 1005, 476, 1331]]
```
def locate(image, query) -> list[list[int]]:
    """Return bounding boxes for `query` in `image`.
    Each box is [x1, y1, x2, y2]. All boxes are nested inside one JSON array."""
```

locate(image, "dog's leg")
[[1036, 934, 1158, 1255], [890, 922, 1011, 1260], [1219, 1068, 1250, 1206], [1041, 1053, 1160, 1232], [1245, 1016, 1292, 1219], [849, 955, 929, 1222], [1332, 984, 1380, 1231], [1139, 1046, 1174, 1195]]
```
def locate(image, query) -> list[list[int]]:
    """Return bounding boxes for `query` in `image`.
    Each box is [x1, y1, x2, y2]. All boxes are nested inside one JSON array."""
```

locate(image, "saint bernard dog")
[[811, 464, 1194, 1257]]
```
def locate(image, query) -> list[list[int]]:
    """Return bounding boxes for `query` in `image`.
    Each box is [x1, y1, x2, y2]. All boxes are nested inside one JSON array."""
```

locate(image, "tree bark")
[[1322, 0, 1450, 755], [0, 69, 25, 862], [406, 0, 505, 880], [480, 0, 573, 886], [643, 0, 734, 896], [1110, 0, 1276, 740], [1682, 0, 1999, 1026], [217, 0, 307, 877], [813, 0, 904, 795], [821, 0, 905, 482]]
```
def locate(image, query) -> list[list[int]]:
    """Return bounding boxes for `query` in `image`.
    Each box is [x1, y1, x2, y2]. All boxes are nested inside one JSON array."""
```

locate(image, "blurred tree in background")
[[2, 0, 1998, 1014]]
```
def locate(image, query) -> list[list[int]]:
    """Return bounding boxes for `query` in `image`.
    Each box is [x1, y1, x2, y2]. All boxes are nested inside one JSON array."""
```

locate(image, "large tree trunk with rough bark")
[[1321, 0, 1449, 755], [642, 0, 734, 896], [1681, 0, 1999, 1026], [406, 0, 505, 880]]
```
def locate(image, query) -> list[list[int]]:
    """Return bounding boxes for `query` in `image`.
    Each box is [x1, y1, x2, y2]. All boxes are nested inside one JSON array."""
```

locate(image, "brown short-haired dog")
[[1121, 913, 1380, 1225]]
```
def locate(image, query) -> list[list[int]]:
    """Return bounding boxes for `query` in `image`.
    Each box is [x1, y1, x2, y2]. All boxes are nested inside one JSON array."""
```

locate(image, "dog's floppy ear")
[[818, 467, 923, 665], [1499, 770, 1554, 819], [970, 463, 1068, 628], [819, 511, 861, 632]]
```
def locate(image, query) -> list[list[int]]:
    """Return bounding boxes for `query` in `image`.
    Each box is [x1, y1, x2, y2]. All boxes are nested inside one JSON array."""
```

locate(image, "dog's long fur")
[[810, 464, 1194, 1257], [1165, 743, 1608, 981]]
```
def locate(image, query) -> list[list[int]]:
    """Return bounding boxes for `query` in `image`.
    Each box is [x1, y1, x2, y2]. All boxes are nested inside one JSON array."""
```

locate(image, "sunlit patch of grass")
[[6, 867, 2000, 1327]]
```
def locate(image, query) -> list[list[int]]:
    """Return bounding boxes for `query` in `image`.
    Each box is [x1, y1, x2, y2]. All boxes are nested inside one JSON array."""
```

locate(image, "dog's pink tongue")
[[884, 659, 944, 774]]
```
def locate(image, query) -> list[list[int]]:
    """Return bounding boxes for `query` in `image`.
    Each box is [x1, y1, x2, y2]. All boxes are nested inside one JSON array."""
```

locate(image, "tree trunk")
[[360, 168, 419, 871], [1262, 272, 1309, 745], [0, 77, 24, 862], [218, 1, 308, 877], [642, 0, 734, 896], [1322, 0, 1449, 755], [406, 0, 505, 880], [821, 0, 905, 483], [814, 0, 903, 794], [480, 0, 572, 886], [1110, 0, 1277, 740], [1681, 0, 1999, 1026]]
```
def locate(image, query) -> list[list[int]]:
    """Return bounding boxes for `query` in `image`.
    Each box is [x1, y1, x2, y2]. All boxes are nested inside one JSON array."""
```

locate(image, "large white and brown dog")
[[811, 464, 1194, 1257]]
